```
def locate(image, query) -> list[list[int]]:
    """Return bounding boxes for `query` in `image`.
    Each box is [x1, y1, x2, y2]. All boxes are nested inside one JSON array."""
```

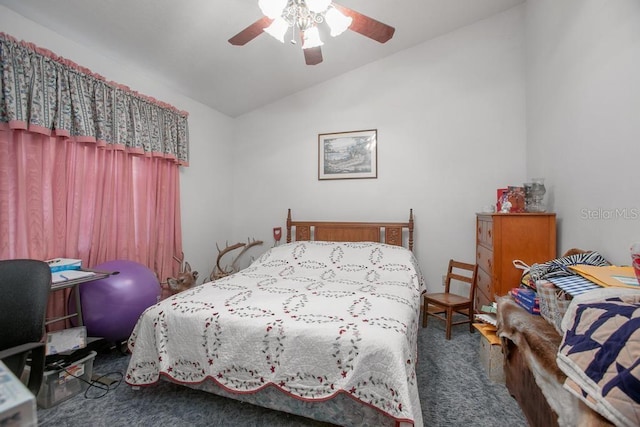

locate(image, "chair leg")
[[445, 308, 453, 340], [422, 302, 428, 327], [26, 346, 45, 396], [469, 310, 475, 333]]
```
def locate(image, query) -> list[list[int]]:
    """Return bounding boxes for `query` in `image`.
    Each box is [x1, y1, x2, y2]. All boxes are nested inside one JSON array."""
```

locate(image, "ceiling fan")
[[228, 0, 395, 66]]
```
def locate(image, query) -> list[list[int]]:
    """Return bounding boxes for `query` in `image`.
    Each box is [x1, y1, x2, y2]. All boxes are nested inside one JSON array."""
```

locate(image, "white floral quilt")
[[126, 241, 425, 426]]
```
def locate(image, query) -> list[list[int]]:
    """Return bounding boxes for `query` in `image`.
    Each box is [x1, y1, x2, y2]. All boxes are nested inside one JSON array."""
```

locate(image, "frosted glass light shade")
[[258, 0, 287, 19], [325, 7, 352, 37], [264, 17, 289, 43], [306, 0, 332, 13], [302, 26, 323, 49]]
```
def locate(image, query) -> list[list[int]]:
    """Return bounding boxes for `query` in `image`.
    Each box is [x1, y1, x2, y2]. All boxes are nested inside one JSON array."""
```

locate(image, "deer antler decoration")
[[231, 238, 264, 272], [211, 242, 245, 281], [209, 238, 264, 281]]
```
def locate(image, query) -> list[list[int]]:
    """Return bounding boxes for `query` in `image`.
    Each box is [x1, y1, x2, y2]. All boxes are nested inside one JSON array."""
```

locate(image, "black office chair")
[[0, 259, 52, 395]]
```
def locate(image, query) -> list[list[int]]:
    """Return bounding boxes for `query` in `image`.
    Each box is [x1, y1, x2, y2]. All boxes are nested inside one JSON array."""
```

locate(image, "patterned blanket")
[[557, 289, 640, 427], [126, 241, 425, 426]]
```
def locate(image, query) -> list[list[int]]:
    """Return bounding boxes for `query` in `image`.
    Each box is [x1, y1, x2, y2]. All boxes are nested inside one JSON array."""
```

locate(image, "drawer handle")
[[488, 259, 492, 268], [487, 230, 492, 238], [477, 251, 481, 259]]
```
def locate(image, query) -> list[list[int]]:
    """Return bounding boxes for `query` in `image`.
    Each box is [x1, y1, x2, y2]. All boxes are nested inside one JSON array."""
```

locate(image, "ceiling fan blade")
[[332, 3, 395, 44], [228, 16, 273, 46], [304, 46, 323, 65]]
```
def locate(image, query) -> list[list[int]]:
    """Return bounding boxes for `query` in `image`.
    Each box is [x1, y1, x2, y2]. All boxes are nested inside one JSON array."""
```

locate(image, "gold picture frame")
[[318, 129, 378, 180]]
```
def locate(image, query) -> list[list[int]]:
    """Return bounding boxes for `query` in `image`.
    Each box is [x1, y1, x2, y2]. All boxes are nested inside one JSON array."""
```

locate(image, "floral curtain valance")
[[0, 32, 189, 165]]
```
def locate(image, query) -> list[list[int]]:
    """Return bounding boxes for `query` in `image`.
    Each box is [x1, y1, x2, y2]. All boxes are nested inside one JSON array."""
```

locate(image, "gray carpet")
[[36, 320, 527, 426]]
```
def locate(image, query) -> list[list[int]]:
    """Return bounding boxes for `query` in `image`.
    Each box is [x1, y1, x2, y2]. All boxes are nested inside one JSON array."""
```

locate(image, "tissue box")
[[474, 323, 505, 383], [45, 258, 81, 272], [0, 361, 37, 427]]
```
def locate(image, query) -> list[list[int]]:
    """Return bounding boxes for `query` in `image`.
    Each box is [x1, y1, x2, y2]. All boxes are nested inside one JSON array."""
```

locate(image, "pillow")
[[247, 241, 424, 289]]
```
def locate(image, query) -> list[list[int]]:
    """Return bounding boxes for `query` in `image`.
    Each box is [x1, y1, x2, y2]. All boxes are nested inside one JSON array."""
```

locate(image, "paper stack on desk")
[[51, 269, 95, 284]]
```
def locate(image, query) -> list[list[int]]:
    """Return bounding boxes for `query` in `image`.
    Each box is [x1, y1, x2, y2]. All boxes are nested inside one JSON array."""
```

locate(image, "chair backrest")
[[444, 259, 478, 301], [0, 259, 52, 351]]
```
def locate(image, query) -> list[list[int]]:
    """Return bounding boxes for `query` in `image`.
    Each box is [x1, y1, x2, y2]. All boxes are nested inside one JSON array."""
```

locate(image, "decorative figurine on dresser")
[[475, 212, 556, 309]]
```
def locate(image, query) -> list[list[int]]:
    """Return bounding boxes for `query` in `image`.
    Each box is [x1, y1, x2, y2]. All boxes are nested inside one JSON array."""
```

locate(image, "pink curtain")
[[0, 32, 188, 327], [0, 128, 183, 326]]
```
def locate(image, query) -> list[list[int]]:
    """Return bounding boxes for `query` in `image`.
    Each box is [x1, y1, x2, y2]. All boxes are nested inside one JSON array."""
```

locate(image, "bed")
[[125, 210, 424, 427]]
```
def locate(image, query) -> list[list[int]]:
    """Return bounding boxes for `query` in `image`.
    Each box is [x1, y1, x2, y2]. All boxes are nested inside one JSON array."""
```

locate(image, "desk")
[[46, 269, 110, 327]]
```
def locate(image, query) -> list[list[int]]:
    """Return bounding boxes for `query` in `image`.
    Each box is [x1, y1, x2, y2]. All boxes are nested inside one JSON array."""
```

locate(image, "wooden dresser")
[[475, 213, 556, 308]]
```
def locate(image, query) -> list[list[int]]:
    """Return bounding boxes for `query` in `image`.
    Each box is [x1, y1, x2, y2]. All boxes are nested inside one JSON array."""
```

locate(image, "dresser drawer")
[[475, 287, 491, 311], [477, 244, 493, 275], [476, 267, 492, 301], [477, 218, 493, 249]]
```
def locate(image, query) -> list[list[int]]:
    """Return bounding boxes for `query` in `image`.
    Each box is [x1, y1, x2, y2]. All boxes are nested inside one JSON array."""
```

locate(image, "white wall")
[[0, 5, 235, 280], [232, 6, 527, 291], [526, 0, 640, 264], [5, 1, 638, 290]]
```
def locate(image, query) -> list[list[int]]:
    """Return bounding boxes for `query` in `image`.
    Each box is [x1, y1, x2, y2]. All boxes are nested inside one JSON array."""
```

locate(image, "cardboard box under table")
[[474, 323, 505, 383]]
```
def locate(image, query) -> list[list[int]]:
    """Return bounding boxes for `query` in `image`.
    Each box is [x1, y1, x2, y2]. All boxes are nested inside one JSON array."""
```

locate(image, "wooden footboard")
[[286, 209, 414, 251]]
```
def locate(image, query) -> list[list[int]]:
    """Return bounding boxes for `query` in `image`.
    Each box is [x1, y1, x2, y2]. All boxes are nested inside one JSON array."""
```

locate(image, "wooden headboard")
[[286, 209, 414, 251]]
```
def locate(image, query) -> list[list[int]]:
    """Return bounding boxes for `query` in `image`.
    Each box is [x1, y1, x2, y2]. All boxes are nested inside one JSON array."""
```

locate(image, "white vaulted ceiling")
[[0, 0, 525, 117]]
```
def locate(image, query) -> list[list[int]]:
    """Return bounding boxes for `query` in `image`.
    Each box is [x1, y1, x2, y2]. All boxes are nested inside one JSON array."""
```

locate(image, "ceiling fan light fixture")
[[264, 17, 289, 42], [302, 26, 323, 49], [305, 0, 332, 14], [258, 0, 287, 19], [232, 1, 394, 65], [325, 7, 352, 37]]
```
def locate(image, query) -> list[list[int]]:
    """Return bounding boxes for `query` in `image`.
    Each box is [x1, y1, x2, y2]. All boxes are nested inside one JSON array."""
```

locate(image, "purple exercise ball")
[[73, 260, 160, 342]]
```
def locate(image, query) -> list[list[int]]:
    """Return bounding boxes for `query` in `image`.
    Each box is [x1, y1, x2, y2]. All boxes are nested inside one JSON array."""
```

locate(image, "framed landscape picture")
[[318, 129, 377, 180]]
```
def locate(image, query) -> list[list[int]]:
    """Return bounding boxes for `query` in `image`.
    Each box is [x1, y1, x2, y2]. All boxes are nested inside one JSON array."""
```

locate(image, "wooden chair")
[[422, 259, 478, 340]]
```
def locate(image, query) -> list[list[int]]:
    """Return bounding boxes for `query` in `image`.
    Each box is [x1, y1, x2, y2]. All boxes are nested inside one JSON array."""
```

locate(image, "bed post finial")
[[409, 209, 414, 251], [286, 209, 292, 243]]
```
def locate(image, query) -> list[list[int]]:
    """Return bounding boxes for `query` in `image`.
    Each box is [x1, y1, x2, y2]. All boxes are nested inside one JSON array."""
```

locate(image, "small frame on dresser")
[[318, 129, 377, 180]]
